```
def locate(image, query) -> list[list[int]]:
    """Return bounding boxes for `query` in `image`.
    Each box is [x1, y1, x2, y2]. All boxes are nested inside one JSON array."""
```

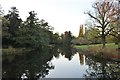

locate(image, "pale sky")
[[0, 0, 95, 36]]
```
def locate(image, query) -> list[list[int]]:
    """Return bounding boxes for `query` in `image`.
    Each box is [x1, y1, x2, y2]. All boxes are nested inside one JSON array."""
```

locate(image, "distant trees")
[[52, 33, 60, 44], [73, 25, 88, 45], [78, 25, 84, 38], [61, 31, 73, 46], [85, 0, 118, 47]]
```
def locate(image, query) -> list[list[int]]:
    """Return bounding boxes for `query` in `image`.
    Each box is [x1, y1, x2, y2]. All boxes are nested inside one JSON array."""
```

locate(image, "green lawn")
[[74, 43, 118, 50], [74, 44, 89, 50]]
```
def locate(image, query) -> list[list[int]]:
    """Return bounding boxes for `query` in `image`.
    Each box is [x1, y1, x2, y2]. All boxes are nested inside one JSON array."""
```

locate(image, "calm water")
[[46, 53, 87, 78], [2, 46, 120, 79]]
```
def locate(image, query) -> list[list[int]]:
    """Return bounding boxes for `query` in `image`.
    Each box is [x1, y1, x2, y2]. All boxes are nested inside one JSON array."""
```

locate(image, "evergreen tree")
[[5, 7, 22, 35], [78, 25, 84, 38], [14, 11, 51, 49]]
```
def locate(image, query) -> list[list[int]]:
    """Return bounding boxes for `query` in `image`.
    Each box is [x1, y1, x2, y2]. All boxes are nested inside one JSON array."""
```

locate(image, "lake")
[[46, 53, 88, 78], [2, 46, 120, 79]]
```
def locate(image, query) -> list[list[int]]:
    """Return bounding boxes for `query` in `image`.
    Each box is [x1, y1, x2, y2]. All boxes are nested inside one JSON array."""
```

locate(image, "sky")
[[0, 0, 95, 36]]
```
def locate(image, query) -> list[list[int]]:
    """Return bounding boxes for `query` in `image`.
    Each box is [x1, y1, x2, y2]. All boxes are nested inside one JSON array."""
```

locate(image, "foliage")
[[4, 6, 22, 34], [84, 27, 101, 44], [1, 6, 56, 50], [14, 11, 51, 49], [2, 16, 13, 48], [1, 5, 76, 51], [2, 7, 22, 48], [108, 22, 120, 43], [85, 0, 118, 47], [106, 35, 114, 43], [52, 32, 60, 44], [62, 31, 73, 46], [78, 25, 84, 38]]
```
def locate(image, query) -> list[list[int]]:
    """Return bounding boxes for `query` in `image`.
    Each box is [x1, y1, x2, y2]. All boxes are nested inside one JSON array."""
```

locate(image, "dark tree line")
[[0, 6, 74, 50], [1, 6, 56, 49]]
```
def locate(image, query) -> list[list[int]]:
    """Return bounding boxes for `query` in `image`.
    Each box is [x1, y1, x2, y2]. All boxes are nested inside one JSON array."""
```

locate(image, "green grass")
[[74, 43, 119, 59], [74, 43, 118, 50], [74, 45, 89, 50]]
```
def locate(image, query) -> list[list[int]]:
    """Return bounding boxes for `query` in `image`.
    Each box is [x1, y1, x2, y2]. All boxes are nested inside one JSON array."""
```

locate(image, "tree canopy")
[[85, 0, 119, 47]]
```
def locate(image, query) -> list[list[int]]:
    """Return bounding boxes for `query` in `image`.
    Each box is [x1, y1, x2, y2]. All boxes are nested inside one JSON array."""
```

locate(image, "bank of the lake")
[[74, 43, 118, 50], [74, 43, 120, 61]]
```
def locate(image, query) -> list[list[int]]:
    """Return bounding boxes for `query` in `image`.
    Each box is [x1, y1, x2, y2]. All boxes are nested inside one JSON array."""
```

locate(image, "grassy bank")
[[74, 43, 120, 60], [74, 43, 118, 50]]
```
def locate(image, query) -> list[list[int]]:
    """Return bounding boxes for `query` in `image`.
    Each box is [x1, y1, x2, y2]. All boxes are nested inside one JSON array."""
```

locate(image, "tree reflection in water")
[[78, 52, 84, 65], [2, 45, 77, 79], [84, 54, 120, 80], [60, 46, 76, 61], [3, 46, 120, 79], [51, 45, 76, 61], [2, 48, 55, 79]]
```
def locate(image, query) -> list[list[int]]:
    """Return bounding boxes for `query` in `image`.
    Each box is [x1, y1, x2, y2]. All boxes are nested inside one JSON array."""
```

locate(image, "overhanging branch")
[[85, 12, 102, 26]]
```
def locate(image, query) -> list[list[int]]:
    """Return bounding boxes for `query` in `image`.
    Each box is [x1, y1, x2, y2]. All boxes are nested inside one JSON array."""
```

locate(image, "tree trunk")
[[102, 31, 106, 48], [102, 36, 106, 48]]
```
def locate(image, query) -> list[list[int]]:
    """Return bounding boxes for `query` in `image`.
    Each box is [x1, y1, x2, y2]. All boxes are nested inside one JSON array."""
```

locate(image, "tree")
[[0, 6, 13, 48], [62, 31, 73, 47], [14, 11, 50, 49], [85, 0, 118, 48], [53, 33, 60, 44], [106, 35, 114, 43], [109, 20, 120, 44], [4, 7, 22, 35], [84, 27, 101, 44], [2, 16, 12, 48], [39, 19, 54, 44], [39, 19, 54, 31], [78, 25, 84, 38], [2, 7, 22, 47]]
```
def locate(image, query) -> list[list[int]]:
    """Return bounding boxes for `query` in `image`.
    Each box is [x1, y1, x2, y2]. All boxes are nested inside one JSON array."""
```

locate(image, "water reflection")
[[79, 52, 84, 65], [60, 46, 76, 60], [2, 46, 120, 79], [2, 49, 54, 79], [51, 45, 76, 60], [84, 54, 120, 80]]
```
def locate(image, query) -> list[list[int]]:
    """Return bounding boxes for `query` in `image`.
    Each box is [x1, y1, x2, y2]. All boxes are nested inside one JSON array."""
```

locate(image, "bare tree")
[[85, 0, 118, 48]]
